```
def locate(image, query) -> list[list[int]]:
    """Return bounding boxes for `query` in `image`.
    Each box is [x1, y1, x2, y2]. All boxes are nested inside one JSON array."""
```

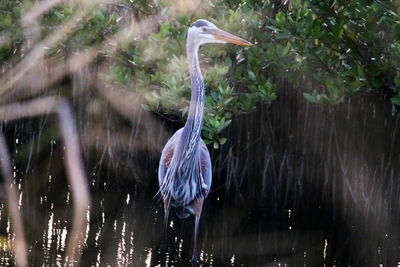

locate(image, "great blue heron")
[[158, 19, 252, 262]]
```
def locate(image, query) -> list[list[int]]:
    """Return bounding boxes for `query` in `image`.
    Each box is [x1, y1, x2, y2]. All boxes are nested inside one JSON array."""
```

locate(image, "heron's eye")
[[201, 27, 207, 32]]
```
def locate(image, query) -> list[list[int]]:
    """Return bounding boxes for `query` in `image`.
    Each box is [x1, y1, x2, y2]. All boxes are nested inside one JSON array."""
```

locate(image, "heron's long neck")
[[179, 44, 204, 161]]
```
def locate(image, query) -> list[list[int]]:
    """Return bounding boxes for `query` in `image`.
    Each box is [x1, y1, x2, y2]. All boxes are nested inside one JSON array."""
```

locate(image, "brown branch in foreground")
[[0, 0, 206, 101], [57, 100, 90, 262], [0, 96, 90, 264], [0, 134, 28, 267], [0, 48, 98, 106]]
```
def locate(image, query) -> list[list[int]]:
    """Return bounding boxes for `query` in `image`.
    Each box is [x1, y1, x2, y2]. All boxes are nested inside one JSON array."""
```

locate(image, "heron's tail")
[[175, 206, 193, 219]]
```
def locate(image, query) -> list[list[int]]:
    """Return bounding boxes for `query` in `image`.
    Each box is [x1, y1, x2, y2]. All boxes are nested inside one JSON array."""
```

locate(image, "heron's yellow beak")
[[213, 29, 253, 46]]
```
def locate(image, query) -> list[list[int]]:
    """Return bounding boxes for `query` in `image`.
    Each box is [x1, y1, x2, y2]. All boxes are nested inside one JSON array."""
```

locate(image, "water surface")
[[1, 87, 400, 266]]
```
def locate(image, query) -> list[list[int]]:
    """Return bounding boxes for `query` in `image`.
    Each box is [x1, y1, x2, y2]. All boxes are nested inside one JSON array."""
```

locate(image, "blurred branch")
[[0, 0, 103, 98], [100, 1, 130, 10], [0, 97, 90, 264], [95, 83, 165, 152], [0, 134, 28, 267], [0, 0, 204, 103], [20, 0, 64, 26], [57, 100, 90, 263], [0, 48, 98, 105]]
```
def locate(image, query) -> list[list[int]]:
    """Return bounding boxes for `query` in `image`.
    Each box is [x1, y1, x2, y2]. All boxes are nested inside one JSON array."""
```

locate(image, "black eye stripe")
[[190, 20, 208, 28]]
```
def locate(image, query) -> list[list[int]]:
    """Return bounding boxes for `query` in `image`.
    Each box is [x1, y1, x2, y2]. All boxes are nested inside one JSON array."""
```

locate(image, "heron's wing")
[[200, 139, 212, 196], [158, 128, 183, 186]]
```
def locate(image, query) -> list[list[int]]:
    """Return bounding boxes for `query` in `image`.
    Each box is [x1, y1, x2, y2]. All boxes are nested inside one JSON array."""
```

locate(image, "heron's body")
[[158, 128, 212, 217], [157, 19, 251, 262]]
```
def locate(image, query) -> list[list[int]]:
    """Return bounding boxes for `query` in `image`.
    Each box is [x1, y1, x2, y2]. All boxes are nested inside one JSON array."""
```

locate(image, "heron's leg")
[[161, 197, 171, 253], [191, 198, 204, 262]]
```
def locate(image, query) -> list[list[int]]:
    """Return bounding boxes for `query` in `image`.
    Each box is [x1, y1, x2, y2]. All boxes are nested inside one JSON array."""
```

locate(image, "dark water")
[[1, 86, 400, 266]]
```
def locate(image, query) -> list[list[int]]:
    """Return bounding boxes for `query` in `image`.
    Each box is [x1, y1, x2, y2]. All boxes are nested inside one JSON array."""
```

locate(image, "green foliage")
[[0, 0, 119, 63], [2, 0, 399, 149], [105, 0, 400, 146], [0, 0, 24, 61], [261, 0, 400, 104], [106, 5, 277, 148]]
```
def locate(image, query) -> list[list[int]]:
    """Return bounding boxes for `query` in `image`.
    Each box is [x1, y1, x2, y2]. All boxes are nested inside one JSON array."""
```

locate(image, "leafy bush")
[[106, 0, 400, 147], [2, 0, 399, 148], [105, 5, 277, 148], [261, 0, 400, 104]]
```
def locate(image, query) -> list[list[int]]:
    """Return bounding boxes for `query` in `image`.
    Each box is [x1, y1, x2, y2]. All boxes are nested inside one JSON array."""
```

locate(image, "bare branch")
[[0, 134, 28, 267], [0, 96, 90, 264], [57, 100, 90, 262]]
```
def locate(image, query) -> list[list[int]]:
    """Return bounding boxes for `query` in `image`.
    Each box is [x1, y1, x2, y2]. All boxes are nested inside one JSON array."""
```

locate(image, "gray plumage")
[[158, 20, 213, 216], [157, 19, 252, 262]]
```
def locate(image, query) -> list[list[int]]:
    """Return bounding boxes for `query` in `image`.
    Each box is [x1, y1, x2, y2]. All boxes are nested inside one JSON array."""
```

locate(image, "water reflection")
[[1, 89, 400, 265], [1, 170, 400, 266]]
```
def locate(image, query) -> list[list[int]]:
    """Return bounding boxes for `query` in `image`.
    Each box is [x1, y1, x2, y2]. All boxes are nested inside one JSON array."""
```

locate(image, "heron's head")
[[187, 19, 252, 48]]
